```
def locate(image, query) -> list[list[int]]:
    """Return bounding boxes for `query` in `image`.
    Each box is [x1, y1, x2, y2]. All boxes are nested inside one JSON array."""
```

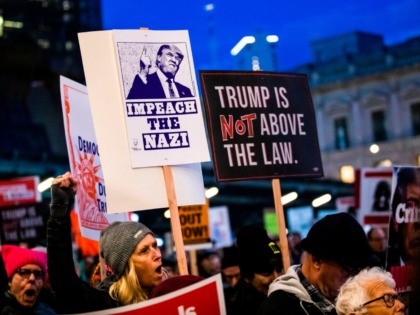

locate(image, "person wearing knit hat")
[[0, 244, 55, 314], [225, 225, 282, 315], [46, 172, 166, 313], [259, 212, 376, 315]]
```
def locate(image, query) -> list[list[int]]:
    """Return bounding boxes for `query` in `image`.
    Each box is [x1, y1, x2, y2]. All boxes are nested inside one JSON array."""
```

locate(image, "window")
[[371, 110, 387, 142], [411, 103, 420, 136], [334, 117, 349, 150]]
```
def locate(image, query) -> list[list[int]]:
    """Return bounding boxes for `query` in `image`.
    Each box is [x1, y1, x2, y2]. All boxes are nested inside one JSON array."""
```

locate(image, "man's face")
[[369, 228, 387, 253], [315, 260, 351, 302], [200, 254, 221, 276], [222, 265, 240, 287], [157, 47, 183, 78]]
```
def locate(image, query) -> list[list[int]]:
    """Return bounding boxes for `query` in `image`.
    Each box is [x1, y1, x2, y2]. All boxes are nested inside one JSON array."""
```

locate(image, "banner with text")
[[0, 176, 41, 208], [387, 166, 420, 297], [0, 202, 48, 245], [179, 203, 212, 249], [74, 274, 226, 315], [358, 167, 392, 227], [200, 71, 323, 181], [60, 76, 129, 239]]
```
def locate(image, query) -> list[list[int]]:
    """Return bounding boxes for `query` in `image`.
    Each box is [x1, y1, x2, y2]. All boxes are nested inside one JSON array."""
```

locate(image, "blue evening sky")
[[102, 0, 420, 71]]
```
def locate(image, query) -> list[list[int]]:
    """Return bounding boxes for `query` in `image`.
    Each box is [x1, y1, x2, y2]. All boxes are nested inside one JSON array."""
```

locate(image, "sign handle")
[[272, 178, 291, 270], [189, 250, 199, 275], [162, 165, 189, 275]]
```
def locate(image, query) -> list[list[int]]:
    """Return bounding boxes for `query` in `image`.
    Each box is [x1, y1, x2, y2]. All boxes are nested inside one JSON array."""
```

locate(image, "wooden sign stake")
[[272, 178, 291, 271], [162, 165, 189, 275]]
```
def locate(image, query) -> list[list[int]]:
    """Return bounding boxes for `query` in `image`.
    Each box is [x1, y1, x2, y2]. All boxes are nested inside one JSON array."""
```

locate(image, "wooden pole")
[[162, 165, 189, 275], [272, 178, 290, 271], [189, 250, 199, 276]]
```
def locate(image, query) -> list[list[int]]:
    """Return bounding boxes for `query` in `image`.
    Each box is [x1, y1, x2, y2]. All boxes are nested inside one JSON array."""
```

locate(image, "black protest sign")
[[0, 203, 48, 245], [200, 71, 324, 182]]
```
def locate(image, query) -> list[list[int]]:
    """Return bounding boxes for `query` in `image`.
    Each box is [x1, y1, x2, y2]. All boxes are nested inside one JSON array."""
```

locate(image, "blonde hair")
[[108, 259, 168, 305], [109, 260, 148, 305]]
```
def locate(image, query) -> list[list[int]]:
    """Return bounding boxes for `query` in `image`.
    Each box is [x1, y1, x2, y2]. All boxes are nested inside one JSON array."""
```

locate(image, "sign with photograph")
[[387, 166, 420, 297], [114, 30, 210, 168], [78, 31, 207, 214]]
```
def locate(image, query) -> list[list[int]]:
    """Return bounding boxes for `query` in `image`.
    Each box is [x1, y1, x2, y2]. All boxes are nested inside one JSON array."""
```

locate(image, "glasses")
[[355, 293, 400, 311], [15, 268, 44, 280]]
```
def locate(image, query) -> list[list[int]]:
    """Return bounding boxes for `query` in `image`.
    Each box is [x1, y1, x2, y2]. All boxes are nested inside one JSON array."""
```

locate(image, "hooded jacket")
[[258, 266, 326, 315]]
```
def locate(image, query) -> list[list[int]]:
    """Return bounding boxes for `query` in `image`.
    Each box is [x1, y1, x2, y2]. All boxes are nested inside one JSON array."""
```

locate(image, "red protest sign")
[[0, 176, 41, 207], [74, 274, 226, 315]]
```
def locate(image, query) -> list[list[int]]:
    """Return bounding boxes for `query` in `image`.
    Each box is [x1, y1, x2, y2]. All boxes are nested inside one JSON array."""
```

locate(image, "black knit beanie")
[[99, 221, 153, 278]]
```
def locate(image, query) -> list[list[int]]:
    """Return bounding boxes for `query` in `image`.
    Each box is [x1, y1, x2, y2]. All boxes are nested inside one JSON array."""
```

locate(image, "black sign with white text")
[[200, 71, 323, 182]]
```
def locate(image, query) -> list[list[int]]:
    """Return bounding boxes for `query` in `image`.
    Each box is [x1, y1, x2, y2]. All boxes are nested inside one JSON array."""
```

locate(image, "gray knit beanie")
[[99, 221, 153, 278]]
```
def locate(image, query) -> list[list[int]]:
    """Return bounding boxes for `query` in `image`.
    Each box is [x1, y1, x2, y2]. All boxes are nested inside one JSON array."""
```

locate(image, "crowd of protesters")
[[1, 171, 419, 314]]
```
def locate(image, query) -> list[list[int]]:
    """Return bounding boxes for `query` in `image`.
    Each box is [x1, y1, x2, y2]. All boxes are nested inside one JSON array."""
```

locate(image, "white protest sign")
[[60, 76, 129, 239]]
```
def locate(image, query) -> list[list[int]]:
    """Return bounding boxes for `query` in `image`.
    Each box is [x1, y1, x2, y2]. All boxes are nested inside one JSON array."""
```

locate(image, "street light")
[[312, 194, 332, 208], [230, 36, 255, 56]]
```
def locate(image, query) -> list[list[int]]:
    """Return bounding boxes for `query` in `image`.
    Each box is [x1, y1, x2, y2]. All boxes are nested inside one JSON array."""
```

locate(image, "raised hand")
[[50, 171, 78, 218]]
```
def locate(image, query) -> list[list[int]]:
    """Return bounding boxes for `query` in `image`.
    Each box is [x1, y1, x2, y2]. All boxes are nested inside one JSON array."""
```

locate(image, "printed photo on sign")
[[387, 166, 420, 297], [358, 167, 392, 227], [112, 30, 210, 168]]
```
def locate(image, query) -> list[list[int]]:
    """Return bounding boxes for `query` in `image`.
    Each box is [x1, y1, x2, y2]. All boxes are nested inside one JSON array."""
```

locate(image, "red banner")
[[0, 176, 41, 208], [75, 274, 226, 315]]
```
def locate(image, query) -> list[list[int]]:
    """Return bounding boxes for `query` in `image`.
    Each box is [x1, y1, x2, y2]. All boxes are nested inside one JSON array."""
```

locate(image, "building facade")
[[294, 31, 420, 180]]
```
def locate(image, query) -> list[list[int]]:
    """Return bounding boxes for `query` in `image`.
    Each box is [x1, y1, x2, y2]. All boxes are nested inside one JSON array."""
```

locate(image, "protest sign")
[[200, 71, 323, 182], [0, 202, 48, 245], [179, 203, 212, 250], [77, 30, 207, 214], [358, 167, 392, 227], [60, 76, 130, 239], [0, 176, 41, 208], [387, 166, 420, 298], [73, 274, 226, 315]]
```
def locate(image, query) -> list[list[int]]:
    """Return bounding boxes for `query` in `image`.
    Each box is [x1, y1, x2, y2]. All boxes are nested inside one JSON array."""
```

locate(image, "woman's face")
[[130, 234, 164, 290], [9, 264, 44, 308], [362, 280, 405, 315]]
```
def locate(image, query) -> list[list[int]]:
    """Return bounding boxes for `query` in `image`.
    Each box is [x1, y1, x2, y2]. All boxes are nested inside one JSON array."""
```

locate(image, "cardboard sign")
[[0, 176, 41, 207], [200, 71, 323, 182], [358, 167, 392, 227], [387, 166, 420, 295], [0, 203, 48, 244], [73, 274, 226, 315], [179, 204, 211, 248], [60, 76, 130, 239], [59, 76, 206, 215], [77, 31, 207, 213], [78, 29, 210, 169], [113, 30, 210, 168]]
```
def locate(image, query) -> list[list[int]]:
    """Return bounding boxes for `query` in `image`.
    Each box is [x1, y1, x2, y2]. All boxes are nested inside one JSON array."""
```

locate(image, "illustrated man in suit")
[[127, 44, 193, 99]]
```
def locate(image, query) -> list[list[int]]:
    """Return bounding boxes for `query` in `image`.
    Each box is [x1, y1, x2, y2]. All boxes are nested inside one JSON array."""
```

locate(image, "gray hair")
[[335, 267, 396, 315]]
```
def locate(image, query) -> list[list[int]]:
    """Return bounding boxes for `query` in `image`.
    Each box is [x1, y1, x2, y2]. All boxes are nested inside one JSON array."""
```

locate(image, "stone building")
[[294, 31, 420, 181]]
